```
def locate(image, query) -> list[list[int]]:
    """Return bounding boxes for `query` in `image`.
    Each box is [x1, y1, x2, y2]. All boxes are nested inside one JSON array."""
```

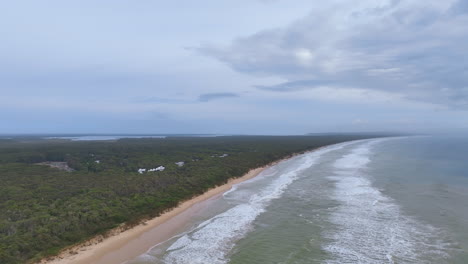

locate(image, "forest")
[[0, 135, 384, 263]]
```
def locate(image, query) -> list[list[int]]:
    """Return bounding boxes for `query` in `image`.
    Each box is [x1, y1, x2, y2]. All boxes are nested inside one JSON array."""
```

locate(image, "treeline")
[[0, 135, 379, 263]]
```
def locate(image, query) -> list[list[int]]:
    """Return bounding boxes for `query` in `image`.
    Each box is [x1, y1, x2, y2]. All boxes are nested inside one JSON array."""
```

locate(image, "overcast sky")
[[1, 0, 468, 135]]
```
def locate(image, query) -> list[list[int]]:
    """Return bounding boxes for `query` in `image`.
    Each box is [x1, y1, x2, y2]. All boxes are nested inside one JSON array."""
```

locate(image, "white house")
[[148, 166, 165, 172]]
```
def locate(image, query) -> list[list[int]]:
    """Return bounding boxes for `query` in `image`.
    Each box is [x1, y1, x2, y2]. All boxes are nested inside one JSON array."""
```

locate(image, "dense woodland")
[[0, 135, 383, 263]]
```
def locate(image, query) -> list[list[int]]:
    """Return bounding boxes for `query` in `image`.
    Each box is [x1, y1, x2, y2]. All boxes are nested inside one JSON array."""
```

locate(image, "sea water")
[[127, 136, 468, 264]]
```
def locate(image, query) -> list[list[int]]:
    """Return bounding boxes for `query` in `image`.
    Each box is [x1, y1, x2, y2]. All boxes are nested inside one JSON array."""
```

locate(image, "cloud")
[[352, 118, 370, 126], [198, 93, 240, 102], [198, 0, 468, 109], [133, 97, 189, 104], [450, 0, 468, 14], [255, 79, 333, 92]]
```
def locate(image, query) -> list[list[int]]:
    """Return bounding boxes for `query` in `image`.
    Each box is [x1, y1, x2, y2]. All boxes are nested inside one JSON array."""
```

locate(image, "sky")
[[1, 0, 468, 135]]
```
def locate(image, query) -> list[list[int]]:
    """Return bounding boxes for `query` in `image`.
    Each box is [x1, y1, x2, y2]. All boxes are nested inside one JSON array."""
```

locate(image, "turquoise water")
[[127, 137, 468, 264]]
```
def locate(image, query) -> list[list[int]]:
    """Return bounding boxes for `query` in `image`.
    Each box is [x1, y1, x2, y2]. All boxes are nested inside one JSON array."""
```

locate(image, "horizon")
[[0, 131, 417, 136], [2, 1, 468, 134]]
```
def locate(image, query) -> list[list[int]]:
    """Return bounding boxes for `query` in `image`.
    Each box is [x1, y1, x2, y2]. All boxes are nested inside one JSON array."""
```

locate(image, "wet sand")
[[39, 166, 269, 264]]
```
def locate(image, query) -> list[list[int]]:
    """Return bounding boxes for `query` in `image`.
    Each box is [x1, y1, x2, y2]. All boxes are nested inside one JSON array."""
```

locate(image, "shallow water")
[[127, 137, 468, 264]]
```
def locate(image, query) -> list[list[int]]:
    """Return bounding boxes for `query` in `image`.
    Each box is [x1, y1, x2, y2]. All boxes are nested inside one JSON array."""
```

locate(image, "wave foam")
[[324, 141, 452, 264], [162, 142, 354, 264]]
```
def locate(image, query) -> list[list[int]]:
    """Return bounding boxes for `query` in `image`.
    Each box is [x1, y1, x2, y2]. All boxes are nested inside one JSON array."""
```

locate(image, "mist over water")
[[128, 137, 467, 264]]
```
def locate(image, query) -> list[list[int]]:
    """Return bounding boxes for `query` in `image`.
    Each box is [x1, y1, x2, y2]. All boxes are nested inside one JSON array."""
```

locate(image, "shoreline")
[[38, 154, 301, 264]]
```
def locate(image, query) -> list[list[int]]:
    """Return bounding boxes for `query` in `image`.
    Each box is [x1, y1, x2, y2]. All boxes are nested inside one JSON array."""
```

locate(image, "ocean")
[[126, 136, 468, 264]]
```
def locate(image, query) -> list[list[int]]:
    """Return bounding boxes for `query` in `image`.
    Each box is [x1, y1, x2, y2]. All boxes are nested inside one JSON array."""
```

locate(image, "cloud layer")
[[198, 93, 240, 102], [199, 0, 468, 108], [1, 0, 467, 134]]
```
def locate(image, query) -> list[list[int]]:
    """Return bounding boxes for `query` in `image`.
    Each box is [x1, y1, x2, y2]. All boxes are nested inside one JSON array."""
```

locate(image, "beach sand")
[[39, 165, 271, 264]]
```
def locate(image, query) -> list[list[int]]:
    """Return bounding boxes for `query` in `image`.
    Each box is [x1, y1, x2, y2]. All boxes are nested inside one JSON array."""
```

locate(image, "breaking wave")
[[161, 142, 354, 264], [324, 140, 452, 264]]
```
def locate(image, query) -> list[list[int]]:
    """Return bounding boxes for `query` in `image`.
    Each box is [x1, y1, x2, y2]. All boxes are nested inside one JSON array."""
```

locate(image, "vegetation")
[[0, 135, 381, 263]]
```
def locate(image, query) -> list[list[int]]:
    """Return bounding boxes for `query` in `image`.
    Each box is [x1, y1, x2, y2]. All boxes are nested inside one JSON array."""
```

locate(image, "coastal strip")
[[39, 154, 302, 264]]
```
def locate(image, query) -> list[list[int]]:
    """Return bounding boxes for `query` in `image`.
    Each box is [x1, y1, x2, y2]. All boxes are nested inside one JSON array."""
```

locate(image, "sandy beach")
[[39, 164, 273, 264]]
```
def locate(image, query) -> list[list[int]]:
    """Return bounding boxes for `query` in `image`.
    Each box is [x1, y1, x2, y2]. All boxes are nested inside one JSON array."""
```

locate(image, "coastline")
[[38, 154, 300, 264]]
